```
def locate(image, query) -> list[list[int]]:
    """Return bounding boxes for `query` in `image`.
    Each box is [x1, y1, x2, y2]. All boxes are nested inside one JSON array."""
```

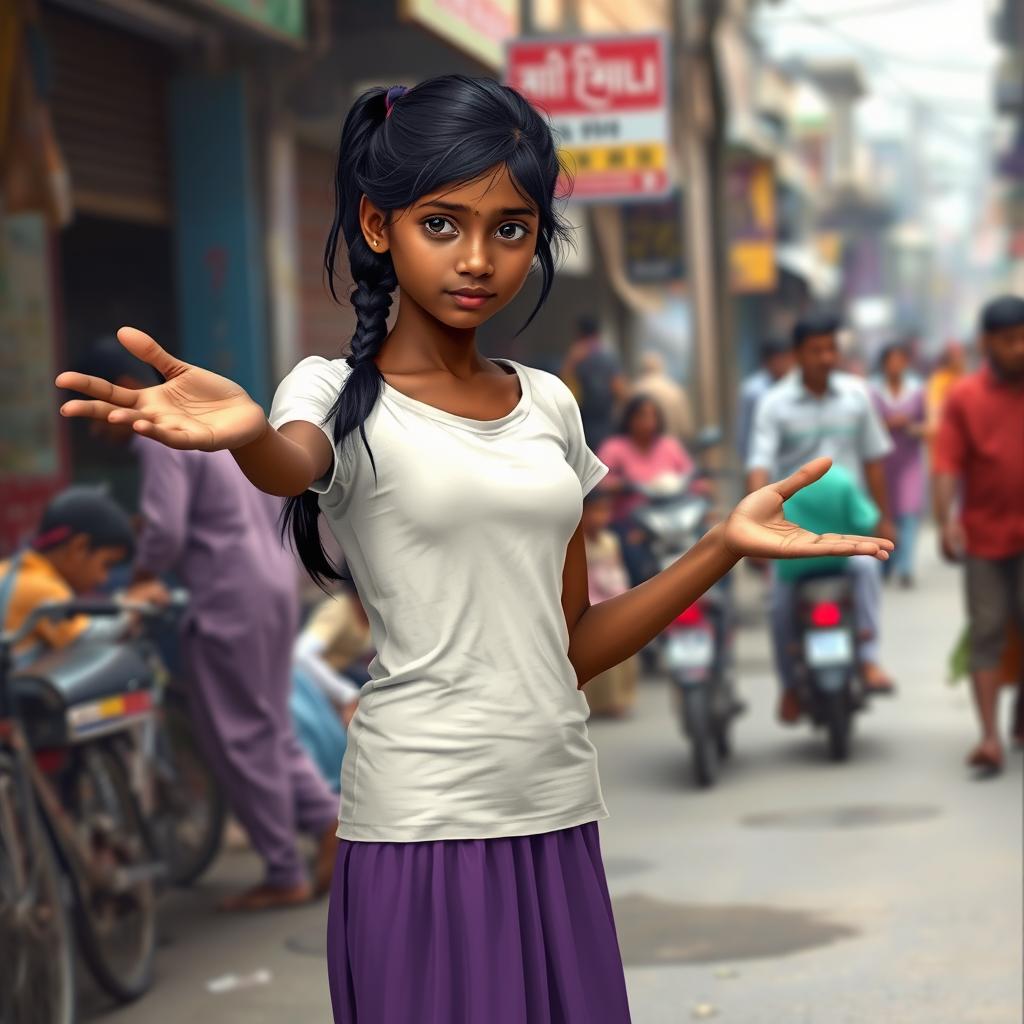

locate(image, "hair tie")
[[385, 85, 408, 119]]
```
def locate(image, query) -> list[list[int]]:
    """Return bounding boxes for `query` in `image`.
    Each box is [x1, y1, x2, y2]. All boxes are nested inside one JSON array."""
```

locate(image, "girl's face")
[[362, 164, 540, 331]]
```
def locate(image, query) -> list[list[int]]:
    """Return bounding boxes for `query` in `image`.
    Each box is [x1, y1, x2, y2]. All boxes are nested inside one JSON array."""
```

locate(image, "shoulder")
[[833, 371, 875, 406], [758, 373, 796, 412], [522, 364, 576, 416], [281, 354, 353, 389], [945, 371, 981, 406]]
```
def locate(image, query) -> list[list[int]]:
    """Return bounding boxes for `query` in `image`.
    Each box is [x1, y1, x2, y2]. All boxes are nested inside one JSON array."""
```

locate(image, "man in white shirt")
[[746, 312, 896, 722]]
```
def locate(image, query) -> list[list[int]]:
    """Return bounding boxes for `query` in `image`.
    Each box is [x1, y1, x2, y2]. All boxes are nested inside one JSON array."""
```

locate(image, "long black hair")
[[282, 75, 572, 588]]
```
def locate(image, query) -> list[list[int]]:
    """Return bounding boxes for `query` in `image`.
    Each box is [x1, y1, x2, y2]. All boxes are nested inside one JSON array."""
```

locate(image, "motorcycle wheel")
[[682, 688, 719, 788], [0, 755, 76, 1024], [825, 691, 852, 762], [153, 700, 225, 887], [71, 742, 157, 1002]]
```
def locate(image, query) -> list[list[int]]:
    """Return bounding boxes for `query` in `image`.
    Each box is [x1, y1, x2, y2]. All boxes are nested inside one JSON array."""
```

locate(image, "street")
[[82, 533, 1023, 1024]]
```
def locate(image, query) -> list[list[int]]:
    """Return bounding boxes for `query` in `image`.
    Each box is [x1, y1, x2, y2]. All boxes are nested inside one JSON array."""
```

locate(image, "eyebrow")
[[418, 200, 538, 218]]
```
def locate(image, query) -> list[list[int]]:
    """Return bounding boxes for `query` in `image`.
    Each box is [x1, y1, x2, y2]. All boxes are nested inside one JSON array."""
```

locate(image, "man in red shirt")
[[933, 295, 1024, 773]]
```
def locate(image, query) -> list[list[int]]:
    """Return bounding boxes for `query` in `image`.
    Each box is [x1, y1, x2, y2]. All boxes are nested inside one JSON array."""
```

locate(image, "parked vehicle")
[[791, 572, 864, 761], [0, 594, 173, 1019]]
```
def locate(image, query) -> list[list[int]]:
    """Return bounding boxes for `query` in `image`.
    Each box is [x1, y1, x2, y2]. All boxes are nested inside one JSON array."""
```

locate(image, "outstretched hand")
[[724, 458, 894, 562], [56, 327, 267, 452]]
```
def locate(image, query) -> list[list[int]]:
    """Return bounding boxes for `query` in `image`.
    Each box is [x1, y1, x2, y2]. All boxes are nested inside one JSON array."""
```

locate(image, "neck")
[[886, 373, 902, 391], [378, 293, 481, 375], [802, 372, 828, 396], [988, 358, 1024, 387]]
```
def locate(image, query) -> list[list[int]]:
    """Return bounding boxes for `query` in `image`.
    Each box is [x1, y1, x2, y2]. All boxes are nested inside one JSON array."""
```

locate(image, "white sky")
[[755, 0, 1003, 230]]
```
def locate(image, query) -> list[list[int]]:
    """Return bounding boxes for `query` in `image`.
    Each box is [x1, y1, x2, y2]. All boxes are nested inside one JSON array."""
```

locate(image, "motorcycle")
[[628, 468, 742, 788], [791, 571, 864, 761], [1, 593, 173, 1018]]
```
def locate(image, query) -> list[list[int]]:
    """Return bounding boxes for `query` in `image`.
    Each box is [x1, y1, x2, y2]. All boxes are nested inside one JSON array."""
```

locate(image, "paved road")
[[83, 535, 1022, 1023]]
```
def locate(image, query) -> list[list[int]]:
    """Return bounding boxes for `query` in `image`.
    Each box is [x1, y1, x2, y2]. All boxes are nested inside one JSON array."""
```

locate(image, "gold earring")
[[372, 239, 379, 247]]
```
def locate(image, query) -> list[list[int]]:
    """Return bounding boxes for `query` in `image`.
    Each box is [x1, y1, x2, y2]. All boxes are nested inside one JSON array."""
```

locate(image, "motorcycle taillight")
[[34, 748, 69, 775], [674, 602, 705, 627], [810, 601, 842, 627]]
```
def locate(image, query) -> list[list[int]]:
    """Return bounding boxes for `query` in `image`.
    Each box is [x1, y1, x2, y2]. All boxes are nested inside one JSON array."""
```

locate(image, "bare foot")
[[218, 881, 313, 912], [966, 738, 1004, 774]]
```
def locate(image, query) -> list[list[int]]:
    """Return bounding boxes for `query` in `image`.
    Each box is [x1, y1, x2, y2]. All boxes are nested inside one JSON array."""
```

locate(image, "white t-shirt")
[[269, 355, 610, 842]]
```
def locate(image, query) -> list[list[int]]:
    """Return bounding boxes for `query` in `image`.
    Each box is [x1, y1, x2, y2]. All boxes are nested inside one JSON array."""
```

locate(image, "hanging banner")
[[506, 34, 671, 201], [727, 155, 777, 293]]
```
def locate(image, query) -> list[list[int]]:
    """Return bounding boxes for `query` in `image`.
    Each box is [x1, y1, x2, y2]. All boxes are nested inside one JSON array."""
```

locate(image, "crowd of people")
[[1, 296, 1021, 919]]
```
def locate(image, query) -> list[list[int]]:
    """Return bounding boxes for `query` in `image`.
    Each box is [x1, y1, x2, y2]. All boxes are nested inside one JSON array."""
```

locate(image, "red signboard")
[[506, 35, 671, 201]]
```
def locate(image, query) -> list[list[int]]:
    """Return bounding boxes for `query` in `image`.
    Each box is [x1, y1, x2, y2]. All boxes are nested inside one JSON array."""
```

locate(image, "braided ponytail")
[[281, 75, 572, 587]]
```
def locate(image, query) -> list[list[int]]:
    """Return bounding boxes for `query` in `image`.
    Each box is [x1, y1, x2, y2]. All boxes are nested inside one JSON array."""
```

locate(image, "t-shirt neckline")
[[380, 358, 532, 434]]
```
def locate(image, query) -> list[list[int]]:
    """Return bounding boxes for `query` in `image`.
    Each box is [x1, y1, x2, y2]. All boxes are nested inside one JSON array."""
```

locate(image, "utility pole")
[[673, 0, 726, 443]]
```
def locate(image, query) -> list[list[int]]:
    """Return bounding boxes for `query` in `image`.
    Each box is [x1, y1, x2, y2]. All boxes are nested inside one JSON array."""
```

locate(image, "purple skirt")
[[326, 820, 632, 1023]]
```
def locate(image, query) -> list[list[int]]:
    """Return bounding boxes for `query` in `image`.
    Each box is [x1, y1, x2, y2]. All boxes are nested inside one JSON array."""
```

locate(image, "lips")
[[447, 288, 495, 309]]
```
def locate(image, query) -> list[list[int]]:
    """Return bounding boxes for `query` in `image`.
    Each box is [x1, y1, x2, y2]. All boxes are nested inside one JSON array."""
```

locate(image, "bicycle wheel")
[[152, 700, 225, 887], [0, 751, 76, 1024], [70, 741, 157, 1002]]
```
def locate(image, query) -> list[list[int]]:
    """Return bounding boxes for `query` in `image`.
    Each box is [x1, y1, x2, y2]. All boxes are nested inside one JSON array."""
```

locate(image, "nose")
[[455, 234, 493, 279]]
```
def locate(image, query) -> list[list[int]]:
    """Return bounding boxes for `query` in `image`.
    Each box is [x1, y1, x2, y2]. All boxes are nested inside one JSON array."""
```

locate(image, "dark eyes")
[[421, 217, 529, 241]]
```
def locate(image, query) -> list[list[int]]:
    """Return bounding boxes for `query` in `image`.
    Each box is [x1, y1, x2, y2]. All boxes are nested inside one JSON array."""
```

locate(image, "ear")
[[359, 195, 390, 253]]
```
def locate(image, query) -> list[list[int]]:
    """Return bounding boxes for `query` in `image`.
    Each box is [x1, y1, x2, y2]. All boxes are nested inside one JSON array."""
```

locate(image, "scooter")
[[791, 571, 864, 761], [629, 470, 742, 787]]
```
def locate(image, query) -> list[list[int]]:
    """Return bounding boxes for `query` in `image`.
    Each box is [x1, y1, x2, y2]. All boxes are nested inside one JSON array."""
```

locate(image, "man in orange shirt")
[[0, 487, 164, 665], [933, 296, 1024, 773]]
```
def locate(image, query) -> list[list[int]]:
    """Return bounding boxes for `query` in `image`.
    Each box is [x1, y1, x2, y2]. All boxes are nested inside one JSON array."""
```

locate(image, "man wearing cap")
[[933, 295, 1024, 773]]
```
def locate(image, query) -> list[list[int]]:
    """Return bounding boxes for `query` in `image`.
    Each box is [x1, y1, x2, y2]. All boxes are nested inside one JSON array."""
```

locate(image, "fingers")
[[59, 398, 124, 422], [56, 372, 143, 410], [116, 326, 182, 379], [773, 457, 833, 501]]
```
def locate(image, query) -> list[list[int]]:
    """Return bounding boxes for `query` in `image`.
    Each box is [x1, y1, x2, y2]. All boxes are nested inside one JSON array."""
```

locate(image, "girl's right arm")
[[56, 327, 330, 498], [231, 420, 333, 497]]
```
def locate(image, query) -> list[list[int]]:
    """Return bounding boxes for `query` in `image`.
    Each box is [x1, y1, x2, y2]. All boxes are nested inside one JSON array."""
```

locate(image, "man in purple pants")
[[79, 340, 338, 911]]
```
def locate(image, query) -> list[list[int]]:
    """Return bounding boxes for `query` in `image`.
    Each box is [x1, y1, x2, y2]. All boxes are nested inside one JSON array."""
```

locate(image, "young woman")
[[870, 343, 927, 587], [56, 75, 891, 1024]]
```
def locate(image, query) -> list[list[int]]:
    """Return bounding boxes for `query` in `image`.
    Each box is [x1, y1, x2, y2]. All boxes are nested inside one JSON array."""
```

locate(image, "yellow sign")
[[727, 157, 777, 294], [401, 0, 518, 71]]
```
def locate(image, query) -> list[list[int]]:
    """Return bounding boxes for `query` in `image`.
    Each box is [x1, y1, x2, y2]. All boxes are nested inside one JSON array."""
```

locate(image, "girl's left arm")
[[562, 521, 737, 689], [562, 456, 894, 689]]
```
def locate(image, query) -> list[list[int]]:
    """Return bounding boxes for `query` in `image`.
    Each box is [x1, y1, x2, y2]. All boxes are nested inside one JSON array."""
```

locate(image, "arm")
[[562, 519, 738, 688], [231, 421, 333, 497], [863, 459, 890, 523], [563, 457, 894, 689], [294, 633, 361, 705], [133, 441, 190, 579], [931, 392, 967, 560]]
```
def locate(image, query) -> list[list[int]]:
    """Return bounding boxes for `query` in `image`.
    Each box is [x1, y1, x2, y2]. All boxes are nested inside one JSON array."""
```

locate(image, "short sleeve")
[[269, 356, 351, 495], [858, 388, 894, 463], [552, 375, 609, 496], [932, 387, 967, 476]]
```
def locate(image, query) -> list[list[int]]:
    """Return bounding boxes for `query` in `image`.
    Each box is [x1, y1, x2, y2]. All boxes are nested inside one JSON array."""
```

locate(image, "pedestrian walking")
[[57, 76, 892, 1024], [932, 295, 1024, 774], [870, 342, 928, 587]]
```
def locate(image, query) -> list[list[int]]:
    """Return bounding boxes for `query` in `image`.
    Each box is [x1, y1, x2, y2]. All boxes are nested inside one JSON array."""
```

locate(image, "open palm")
[[56, 327, 267, 452], [724, 458, 894, 562]]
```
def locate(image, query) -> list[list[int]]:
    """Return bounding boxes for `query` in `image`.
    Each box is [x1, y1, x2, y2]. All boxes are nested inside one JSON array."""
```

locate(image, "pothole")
[[612, 894, 857, 965]]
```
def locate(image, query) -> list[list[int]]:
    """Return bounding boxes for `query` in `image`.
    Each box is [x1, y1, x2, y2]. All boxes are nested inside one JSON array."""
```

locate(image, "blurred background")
[[0, 1, 1022, 1023]]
